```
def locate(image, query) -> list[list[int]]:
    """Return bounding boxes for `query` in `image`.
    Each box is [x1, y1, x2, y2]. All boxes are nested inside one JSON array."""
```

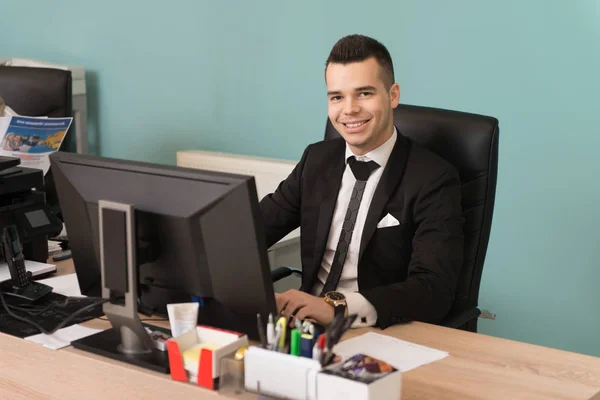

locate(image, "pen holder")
[[244, 346, 322, 400], [167, 325, 248, 390]]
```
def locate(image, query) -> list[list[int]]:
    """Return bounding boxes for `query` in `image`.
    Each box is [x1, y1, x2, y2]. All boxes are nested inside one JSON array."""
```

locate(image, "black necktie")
[[320, 157, 380, 296]]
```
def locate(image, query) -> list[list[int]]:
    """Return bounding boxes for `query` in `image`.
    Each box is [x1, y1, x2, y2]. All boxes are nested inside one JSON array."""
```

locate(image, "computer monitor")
[[49, 151, 277, 372]]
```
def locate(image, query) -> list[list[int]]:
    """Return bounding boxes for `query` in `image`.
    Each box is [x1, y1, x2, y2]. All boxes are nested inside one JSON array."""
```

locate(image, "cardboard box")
[[316, 354, 402, 399], [167, 325, 248, 390]]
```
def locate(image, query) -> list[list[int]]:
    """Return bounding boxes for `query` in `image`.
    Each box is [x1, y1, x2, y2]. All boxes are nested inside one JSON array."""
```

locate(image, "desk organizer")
[[167, 325, 248, 390], [316, 353, 402, 399], [244, 346, 322, 400], [244, 346, 402, 400]]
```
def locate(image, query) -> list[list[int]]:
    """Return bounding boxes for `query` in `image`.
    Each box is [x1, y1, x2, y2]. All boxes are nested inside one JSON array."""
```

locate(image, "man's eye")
[[330, 96, 342, 101], [359, 92, 372, 97]]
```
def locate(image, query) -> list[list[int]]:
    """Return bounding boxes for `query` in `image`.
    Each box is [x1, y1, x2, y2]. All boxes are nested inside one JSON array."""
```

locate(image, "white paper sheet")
[[0, 259, 56, 282], [25, 324, 103, 350], [333, 332, 449, 372], [36, 273, 81, 297]]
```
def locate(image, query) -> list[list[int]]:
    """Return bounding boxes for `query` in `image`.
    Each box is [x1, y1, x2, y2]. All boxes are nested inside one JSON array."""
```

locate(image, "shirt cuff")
[[345, 292, 378, 327]]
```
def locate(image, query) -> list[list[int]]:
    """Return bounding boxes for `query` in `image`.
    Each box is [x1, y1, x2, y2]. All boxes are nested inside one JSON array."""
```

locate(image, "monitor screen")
[[49, 151, 277, 338]]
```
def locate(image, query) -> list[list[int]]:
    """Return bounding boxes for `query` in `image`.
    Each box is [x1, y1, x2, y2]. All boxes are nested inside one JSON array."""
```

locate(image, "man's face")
[[326, 57, 400, 155]]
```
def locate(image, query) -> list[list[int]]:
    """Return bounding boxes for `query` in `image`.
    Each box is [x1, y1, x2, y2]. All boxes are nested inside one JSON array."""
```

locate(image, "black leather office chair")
[[0, 66, 74, 219], [0, 66, 72, 118], [272, 104, 499, 332]]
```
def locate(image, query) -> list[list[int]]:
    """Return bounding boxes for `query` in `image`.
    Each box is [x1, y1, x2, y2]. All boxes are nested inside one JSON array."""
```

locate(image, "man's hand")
[[275, 290, 334, 326]]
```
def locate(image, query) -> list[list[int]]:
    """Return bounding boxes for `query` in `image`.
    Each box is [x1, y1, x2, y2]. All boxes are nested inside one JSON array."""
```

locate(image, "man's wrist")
[[323, 291, 347, 318]]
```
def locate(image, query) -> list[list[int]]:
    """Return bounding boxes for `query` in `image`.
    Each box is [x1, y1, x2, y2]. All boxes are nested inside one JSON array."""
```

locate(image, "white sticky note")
[[36, 273, 81, 297], [25, 324, 103, 350], [333, 332, 448, 372]]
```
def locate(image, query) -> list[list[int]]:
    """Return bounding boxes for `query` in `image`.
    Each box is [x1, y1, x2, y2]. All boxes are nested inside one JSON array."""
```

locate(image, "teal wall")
[[1, 1, 600, 356]]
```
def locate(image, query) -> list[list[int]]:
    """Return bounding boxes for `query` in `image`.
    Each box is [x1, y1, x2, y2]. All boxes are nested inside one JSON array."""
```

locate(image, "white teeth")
[[345, 121, 365, 128]]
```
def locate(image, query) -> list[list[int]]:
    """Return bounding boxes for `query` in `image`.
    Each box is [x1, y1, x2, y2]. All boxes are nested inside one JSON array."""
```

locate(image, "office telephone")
[[1, 225, 52, 302]]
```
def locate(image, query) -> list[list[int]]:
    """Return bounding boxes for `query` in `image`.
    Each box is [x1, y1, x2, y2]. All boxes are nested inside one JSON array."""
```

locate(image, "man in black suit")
[[260, 35, 464, 329]]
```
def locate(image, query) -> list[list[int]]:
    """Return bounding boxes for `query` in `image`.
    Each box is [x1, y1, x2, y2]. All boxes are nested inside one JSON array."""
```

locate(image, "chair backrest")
[[0, 66, 74, 152], [0, 66, 74, 217], [324, 103, 499, 316], [0, 66, 72, 118]]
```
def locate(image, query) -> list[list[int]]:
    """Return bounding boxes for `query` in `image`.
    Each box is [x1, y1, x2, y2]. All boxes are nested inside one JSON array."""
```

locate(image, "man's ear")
[[389, 83, 400, 109]]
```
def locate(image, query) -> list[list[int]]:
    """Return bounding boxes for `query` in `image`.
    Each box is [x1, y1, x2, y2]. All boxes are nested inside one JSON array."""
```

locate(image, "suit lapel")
[[358, 133, 410, 261], [303, 141, 346, 291]]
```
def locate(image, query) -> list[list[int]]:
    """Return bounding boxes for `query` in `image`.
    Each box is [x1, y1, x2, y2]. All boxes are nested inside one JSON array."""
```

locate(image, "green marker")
[[290, 329, 301, 356]]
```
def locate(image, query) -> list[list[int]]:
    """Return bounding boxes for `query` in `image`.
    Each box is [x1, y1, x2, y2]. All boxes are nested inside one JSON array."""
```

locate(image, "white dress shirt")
[[312, 128, 397, 327]]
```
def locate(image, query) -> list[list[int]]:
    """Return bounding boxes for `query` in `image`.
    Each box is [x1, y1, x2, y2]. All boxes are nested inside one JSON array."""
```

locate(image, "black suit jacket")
[[260, 130, 464, 328]]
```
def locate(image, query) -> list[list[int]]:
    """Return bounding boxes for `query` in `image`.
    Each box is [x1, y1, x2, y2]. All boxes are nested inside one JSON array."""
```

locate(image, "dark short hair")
[[325, 34, 395, 88]]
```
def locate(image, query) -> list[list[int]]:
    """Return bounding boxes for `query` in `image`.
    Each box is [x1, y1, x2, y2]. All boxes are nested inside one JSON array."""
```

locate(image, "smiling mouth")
[[342, 120, 370, 128]]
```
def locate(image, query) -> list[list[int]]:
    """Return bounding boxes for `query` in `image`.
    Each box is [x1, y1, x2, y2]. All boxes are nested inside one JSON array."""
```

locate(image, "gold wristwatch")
[[324, 291, 347, 317]]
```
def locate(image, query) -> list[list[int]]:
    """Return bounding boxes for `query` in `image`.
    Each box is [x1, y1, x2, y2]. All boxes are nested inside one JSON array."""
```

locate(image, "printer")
[[0, 156, 63, 262]]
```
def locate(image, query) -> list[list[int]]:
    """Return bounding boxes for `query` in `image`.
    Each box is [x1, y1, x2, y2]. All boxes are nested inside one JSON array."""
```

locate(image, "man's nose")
[[343, 97, 360, 114]]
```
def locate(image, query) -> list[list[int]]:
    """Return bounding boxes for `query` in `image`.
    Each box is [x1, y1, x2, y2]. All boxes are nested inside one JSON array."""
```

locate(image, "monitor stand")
[[71, 200, 170, 373]]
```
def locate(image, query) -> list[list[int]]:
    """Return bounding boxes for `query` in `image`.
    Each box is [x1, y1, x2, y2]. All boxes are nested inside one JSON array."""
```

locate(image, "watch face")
[[327, 292, 346, 301]]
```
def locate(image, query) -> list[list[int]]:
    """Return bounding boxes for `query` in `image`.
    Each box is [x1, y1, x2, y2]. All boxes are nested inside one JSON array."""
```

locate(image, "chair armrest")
[[440, 306, 480, 329], [271, 266, 302, 282]]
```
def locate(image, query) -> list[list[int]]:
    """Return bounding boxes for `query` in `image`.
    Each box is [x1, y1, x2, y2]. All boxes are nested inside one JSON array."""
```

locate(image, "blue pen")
[[300, 333, 314, 358]]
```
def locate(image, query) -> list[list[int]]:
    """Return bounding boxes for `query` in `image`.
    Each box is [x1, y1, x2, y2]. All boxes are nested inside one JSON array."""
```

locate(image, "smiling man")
[[260, 34, 464, 329]]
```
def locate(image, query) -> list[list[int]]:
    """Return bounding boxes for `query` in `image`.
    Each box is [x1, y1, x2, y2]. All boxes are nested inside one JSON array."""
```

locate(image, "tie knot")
[[348, 157, 380, 181]]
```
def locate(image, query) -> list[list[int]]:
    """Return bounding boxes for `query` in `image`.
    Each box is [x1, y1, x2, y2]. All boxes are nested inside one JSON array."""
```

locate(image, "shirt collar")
[[345, 126, 398, 169]]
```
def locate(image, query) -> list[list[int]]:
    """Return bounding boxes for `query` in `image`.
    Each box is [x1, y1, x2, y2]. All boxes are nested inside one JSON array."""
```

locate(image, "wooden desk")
[[54, 258, 75, 276], [2, 260, 600, 400]]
